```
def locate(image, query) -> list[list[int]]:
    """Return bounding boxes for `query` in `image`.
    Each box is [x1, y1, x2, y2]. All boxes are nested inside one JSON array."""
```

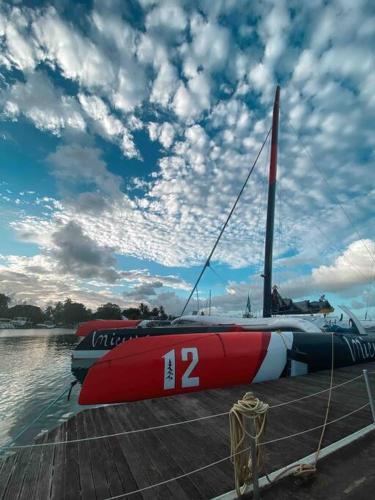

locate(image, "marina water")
[[0, 328, 82, 452]]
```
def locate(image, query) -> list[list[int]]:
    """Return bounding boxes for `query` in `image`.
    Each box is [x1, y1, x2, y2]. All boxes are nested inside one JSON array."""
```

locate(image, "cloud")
[[124, 281, 163, 299], [47, 144, 123, 197], [0, 6, 40, 71], [78, 93, 139, 158], [0, 0, 374, 316], [33, 6, 115, 90], [1, 71, 86, 135], [51, 221, 120, 283], [145, 1, 187, 33], [148, 121, 176, 148]]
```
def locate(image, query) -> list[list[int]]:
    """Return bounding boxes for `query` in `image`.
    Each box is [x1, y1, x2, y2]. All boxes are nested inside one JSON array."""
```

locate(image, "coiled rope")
[[229, 392, 269, 496]]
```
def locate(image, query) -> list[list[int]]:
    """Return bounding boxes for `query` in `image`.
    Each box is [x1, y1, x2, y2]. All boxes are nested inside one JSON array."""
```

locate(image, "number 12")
[[163, 348, 199, 390]]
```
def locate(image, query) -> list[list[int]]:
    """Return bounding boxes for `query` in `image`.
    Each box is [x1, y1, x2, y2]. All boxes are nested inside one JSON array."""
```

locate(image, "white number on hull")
[[181, 348, 199, 388], [163, 350, 176, 390], [163, 348, 200, 390]]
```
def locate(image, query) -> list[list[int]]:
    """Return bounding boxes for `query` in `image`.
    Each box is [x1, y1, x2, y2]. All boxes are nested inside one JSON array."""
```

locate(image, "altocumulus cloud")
[[0, 0, 374, 313]]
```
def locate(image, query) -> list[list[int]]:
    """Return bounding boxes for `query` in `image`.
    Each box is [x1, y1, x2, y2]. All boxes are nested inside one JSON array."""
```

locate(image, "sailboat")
[[73, 87, 375, 405]]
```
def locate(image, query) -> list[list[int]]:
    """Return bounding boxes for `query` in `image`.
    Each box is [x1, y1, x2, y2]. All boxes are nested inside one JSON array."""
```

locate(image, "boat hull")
[[78, 330, 375, 405], [71, 324, 245, 365], [78, 331, 271, 404], [75, 319, 141, 337]]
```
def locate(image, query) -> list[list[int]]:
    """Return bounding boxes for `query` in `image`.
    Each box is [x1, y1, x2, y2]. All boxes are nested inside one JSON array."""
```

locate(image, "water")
[[0, 328, 82, 452]]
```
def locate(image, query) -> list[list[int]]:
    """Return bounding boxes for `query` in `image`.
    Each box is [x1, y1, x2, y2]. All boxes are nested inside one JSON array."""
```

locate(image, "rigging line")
[[208, 264, 228, 287], [180, 126, 272, 316], [285, 118, 375, 267]]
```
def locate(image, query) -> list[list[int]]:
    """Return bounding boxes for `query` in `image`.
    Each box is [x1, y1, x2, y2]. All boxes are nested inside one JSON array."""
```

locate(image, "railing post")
[[249, 418, 260, 500], [363, 369, 375, 424]]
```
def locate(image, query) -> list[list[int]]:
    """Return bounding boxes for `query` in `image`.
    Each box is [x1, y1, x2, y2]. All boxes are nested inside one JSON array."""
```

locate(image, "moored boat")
[[74, 86, 374, 406], [0, 318, 15, 329], [78, 328, 375, 404]]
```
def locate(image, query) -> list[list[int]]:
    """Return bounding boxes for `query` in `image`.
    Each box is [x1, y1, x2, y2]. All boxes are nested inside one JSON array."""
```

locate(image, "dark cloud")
[[51, 221, 120, 283], [47, 144, 123, 197], [72, 192, 109, 215], [124, 280, 164, 299]]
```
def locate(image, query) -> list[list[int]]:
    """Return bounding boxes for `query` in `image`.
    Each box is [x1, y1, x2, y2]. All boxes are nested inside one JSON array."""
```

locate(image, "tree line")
[[0, 293, 169, 327]]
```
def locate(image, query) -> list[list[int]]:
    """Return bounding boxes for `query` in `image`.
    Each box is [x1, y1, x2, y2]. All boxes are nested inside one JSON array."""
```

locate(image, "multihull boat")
[[73, 86, 374, 405]]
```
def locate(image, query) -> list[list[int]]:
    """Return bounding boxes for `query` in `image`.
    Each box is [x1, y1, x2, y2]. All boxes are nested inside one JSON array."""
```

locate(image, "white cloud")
[[148, 121, 176, 149], [78, 93, 139, 158], [33, 7, 115, 90], [1, 71, 86, 135], [0, 9, 39, 71], [189, 16, 231, 72], [145, 1, 187, 32], [172, 71, 211, 120], [0, 0, 374, 316]]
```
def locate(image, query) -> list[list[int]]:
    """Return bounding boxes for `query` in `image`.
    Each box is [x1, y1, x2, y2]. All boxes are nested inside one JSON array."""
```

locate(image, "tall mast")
[[263, 85, 280, 318]]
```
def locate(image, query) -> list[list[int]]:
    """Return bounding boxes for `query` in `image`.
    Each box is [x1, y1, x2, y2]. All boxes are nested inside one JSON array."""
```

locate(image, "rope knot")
[[229, 392, 269, 496]]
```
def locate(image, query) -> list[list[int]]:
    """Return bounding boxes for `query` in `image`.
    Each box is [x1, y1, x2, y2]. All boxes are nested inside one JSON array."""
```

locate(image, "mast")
[[263, 85, 280, 318]]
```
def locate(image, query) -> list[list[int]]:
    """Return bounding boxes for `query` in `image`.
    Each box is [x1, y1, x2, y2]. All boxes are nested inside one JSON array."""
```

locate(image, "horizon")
[[0, 0, 374, 317]]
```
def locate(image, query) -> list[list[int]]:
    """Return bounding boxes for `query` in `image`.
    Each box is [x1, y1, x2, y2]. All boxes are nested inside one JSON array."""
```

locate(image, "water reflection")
[[0, 328, 81, 450]]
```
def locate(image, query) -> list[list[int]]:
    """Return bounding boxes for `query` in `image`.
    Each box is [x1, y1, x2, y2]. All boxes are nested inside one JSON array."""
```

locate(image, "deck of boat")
[[1, 361, 375, 500]]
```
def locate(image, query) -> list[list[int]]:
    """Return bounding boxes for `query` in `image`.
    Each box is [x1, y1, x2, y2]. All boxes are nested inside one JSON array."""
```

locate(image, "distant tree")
[[122, 307, 141, 319], [159, 306, 167, 320], [44, 305, 54, 321], [8, 304, 44, 325], [52, 301, 65, 325], [139, 303, 150, 319], [62, 298, 91, 325], [0, 293, 10, 311], [150, 307, 160, 318], [95, 303, 123, 319], [0, 293, 11, 317]]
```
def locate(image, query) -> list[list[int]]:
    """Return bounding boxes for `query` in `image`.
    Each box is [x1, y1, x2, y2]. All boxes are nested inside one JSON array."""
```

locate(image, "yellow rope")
[[229, 392, 269, 496]]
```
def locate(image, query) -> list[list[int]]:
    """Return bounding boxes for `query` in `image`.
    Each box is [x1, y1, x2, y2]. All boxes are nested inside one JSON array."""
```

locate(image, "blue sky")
[[0, 0, 374, 316]]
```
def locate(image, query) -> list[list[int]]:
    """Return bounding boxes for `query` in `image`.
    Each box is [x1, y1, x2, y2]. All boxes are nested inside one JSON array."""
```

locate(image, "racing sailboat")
[[74, 86, 375, 405]]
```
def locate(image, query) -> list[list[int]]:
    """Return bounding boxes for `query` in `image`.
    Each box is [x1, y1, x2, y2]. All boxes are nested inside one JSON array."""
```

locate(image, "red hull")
[[79, 331, 271, 404], [75, 319, 141, 337]]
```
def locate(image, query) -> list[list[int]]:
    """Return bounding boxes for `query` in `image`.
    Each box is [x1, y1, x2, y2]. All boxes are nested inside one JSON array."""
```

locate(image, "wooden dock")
[[1, 361, 375, 500]]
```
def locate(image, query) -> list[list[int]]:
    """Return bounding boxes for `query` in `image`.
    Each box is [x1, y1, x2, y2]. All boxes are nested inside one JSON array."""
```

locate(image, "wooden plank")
[[83, 409, 111, 499], [32, 428, 58, 500], [64, 415, 82, 500], [75, 411, 95, 500], [105, 405, 158, 500], [108, 404, 186, 499], [18, 442, 44, 500], [50, 423, 67, 500], [121, 400, 205, 499], [94, 407, 139, 498], [3, 448, 33, 500], [122, 398, 231, 498], [0, 454, 18, 499], [93, 407, 125, 498]]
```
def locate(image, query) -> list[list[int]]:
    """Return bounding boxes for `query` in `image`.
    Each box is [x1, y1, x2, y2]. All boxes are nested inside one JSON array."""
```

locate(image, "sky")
[[0, 0, 374, 317]]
